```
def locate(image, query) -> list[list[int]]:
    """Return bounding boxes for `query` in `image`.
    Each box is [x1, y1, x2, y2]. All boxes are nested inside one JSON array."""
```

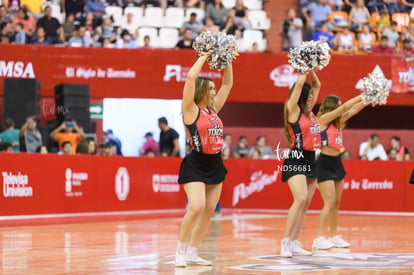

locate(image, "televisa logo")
[[65, 168, 88, 197], [2, 172, 33, 198], [232, 171, 279, 206], [152, 174, 179, 193], [0, 61, 35, 78]]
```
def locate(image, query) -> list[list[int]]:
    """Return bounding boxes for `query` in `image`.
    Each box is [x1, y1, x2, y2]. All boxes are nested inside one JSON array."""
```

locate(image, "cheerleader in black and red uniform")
[[174, 52, 233, 267], [312, 94, 365, 250]]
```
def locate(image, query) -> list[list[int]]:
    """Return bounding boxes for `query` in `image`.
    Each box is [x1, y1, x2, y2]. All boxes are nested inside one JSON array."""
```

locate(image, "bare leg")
[[316, 180, 336, 237], [292, 178, 316, 240], [330, 180, 344, 237], [284, 175, 308, 239]]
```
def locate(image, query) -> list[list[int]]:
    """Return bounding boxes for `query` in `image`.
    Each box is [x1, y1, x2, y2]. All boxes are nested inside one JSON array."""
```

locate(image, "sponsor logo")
[[0, 61, 35, 78], [65, 67, 136, 79], [65, 168, 88, 197], [2, 172, 33, 198], [163, 65, 221, 82], [115, 167, 130, 201], [207, 117, 223, 139], [232, 253, 414, 272], [232, 171, 279, 206], [152, 174, 179, 193], [269, 64, 299, 87], [344, 179, 393, 190], [355, 65, 392, 90]]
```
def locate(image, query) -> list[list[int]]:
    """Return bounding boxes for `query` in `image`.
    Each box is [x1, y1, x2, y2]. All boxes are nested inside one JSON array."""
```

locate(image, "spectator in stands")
[[222, 16, 238, 35], [98, 142, 112, 155], [359, 134, 388, 160], [123, 0, 141, 8], [76, 140, 89, 154], [161, 0, 183, 12], [144, 148, 156, 157], [0, 118, 20, 152], [13, 22, 26, 44], [141, 35, 153, 49], [401, 38, 414, 55], [104, 129, 123, 155], [140, 132, 159, 155], [50, 120, 85, 155], [389, 136, 410, 160], [68, 25, 92, 47], [37, 6, 61, 43], [140, 0, 161, 8], [0, 5, 13, 23], [21, 0, 44, 18], [230, 0, 250, 30], [175, 28, 194, 49], [387, 148, 397, 160], [383, 21, 399, 49], [121, 12, 140, 39], [371, 35, 394, 53], [106, 0, 122, 6], [248, 41, 260, 52], [376, 9, 390, 36], [383, 0, 399, 14], [349, 0, 370, 33], [85, 0, 105, 24], [206, 0, 229, 28], [181, 12, 203, 39], [61, 14, 76, 42], [232, 135, 249, 158], [282, 8, 303, 51], [249, 147, 260, 159], [19, 116, 42, 153], [331, 0, 344, 10], [158, 116, 180, 156], [366, 0, 387, 13], [223, 133, 232, 150], [97, 16, 117, 43], [58, 141, 73, 155], [185, 0, 206, 9], [103, 37, 114, 48], [302, 0, 332, 37], [203, 16, 220, 33], [221, 146, 231, 159], [30, 26, 51, 44], [337, 26, 355, 53], [64, 0, 85, 20], [0, 22, 12, 43], [234, 28, 245, 52], [35, 144, 48, 154], [250, 136, 275, 159], [312, 23, 336, 48], [401, 0, 414, 13], [83, 12, 99, 36], [12, 7, 36, 35], [117, 29, 137, 48], [358, 23, 375, 52], [400, 26, 414, 44], [0, 142, 13, 152]]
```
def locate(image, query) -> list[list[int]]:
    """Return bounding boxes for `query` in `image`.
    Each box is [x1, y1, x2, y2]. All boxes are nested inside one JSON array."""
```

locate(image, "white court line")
[[0, 208, 413, 221]]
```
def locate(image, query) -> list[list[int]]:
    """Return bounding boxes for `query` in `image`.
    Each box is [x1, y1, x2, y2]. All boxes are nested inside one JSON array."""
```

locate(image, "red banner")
[[1, 153, 413, 217], [391, 55, 414, 94], [1, 45, 413, 105]]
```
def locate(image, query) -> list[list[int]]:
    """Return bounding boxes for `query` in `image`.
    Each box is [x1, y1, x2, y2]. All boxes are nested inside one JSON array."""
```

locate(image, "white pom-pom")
[[288, 40, 331, 73], [361, 72, 390, 106]]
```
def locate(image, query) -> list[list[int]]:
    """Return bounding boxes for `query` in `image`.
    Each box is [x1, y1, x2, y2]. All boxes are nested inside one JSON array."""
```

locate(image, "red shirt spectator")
[[371, 35, 394, 54], [140, 132, 159, 156]]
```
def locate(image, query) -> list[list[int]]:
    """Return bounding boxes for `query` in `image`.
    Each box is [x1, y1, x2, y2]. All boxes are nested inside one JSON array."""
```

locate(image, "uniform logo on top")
[[65, 168, 88, 197], [2, 171, 33, 198], [207, 117, 223, 139], [152, 174, 180, 193]]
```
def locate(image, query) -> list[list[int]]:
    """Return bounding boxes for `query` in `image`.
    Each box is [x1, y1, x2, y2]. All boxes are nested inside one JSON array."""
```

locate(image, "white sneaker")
[[175, 250, 187, 267], [329, 235, 351, 248], [291, 240, 312, 256], [312, 236, 335, 250], [186, 253, 212, 266], [280, 238, 292, 257]]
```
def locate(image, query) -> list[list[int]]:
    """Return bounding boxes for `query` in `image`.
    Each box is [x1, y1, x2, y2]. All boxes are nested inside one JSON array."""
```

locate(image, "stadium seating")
[[143, 7, 164, 28], [158, 27, 180, 48], [164, 7, 185, 29], [136, 27, 158, 47], [248, 10, 270, 30], [105, 6, 123, 27]]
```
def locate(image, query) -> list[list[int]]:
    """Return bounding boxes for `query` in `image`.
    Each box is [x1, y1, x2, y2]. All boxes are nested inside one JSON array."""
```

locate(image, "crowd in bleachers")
[[283, 0, 414, 54], [0, 0, 269, 51]]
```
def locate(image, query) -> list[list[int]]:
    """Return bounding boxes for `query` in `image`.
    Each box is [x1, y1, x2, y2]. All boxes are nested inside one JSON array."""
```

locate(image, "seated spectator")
[[121, 12, 140, 39], [0, 5, 14, 23], [301, 0, 333, 37], [282, 8, 303, 51], [230, 0, 250, 30], [221, 146, 231, 159], [85, 0, 105, 24], [401, 38, 414, 55], [400, 26, 414, 44], [50, 120, 85, 155], [37, 6, 61, 44], [160, 148, 169, 157], [97, 16, 117, 43], [12, 7, 36, 35], [87, 139, 97, 154], [144, 148, 156, 157], [19, 116, 42, 153], [140, 132, 159, 155], [203, 16, 220, 33], [312, 23, 336, 48], [349, 0, 370, 33], [337, 26, 355, 53], [223, 133, 232, 150], [248, 41, 260, 52], [389, 136, 410, 161], [331, 0, 344, 10], [371, 35, 394, 54], [99, 142, 112, 155], [0, 142, 13, 152], [234, 28, 245, 52], [103, 37, 114, 48], [61, 14, 76, 42], [249, 148, 261, 159], [123, 0, 141, 8], [104, 129, 123, 155], [222, 16, 237, 35], [30, 27, 52, 45], [232, 135, 249, 158], [401, 0, 414, 13], [366, 0, 387, 13], [0, 22, 12, 44], [387, 148, 397, 160], [206, 0, 229, 28], [359, 134, 388, 160], [35, 144, 48, 154], [0, 118, 20, 152], [75, 140, 89, 154], [175, 28, 194, 49], [64, 0, 85, 20], [116, 29, 137, 48], [376, 9, 390, 36], [82, 12, 99, 36], [181, 12, 203, 39], [68, 25, 92, 47], [358, 23, 375, 52], [141, 34, 153, 49], [250, 136, 275, 159], [186, 0, 207, 8], [90, 33, 102, 47], [58, 141, 73, 155], [21, 0, 44, 17], [383, 0, 399, 14], [383, 21, 399, 49], [13, 22, 26, 44]]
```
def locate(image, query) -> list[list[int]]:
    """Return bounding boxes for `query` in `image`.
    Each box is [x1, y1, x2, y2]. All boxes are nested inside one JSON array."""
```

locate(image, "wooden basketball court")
[[1, 210, 414, 274]]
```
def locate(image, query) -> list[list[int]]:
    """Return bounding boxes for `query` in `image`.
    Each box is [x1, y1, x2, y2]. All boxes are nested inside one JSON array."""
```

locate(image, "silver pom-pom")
[[361, 72, 390, 106], [193, 31, 237, 71], [288, 40, 331, 73]]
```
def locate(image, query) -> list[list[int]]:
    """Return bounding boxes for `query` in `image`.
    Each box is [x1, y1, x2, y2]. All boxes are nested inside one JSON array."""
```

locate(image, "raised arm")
[[49, 122, 65, 139], [318, 95, 362, 128], [342, 101, 365, 122], [309, 70, 320, 109], [73, 121, 85, 140], [286, 73, 307, 122], [213, 64, 233, 113]]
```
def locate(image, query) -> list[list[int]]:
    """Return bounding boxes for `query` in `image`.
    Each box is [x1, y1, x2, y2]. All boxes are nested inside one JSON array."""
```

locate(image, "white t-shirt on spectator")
[[121, 21, 140, 38], [359, 141, 388, 160], [383, 28, 399, 48]]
